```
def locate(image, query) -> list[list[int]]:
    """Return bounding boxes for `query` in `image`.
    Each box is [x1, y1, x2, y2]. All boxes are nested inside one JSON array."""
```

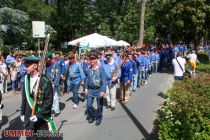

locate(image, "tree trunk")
[[139, 0, 146, 48]]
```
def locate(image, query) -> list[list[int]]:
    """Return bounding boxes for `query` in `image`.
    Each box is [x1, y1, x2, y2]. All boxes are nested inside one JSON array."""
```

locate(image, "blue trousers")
[[12, 79, 18, 90], [144, 69, 148, 80], [152, 61, 156, 73], [87, 89, 103, 121], [137, 71, 143, 87], [148, 66, 152, 75], [69, 83, 80, 104]]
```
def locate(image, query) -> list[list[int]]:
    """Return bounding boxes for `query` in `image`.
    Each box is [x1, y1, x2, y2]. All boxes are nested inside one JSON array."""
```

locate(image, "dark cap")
[[89, 52, 98, 60], [47, 52, 52, 58], [23, 56, 40, 62], [105, 51, 112, 58]]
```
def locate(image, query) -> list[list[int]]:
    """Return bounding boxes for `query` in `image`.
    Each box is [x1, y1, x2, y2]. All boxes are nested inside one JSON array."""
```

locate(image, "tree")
[[0, 0, 29, 45], [151, 0, 210, 48]]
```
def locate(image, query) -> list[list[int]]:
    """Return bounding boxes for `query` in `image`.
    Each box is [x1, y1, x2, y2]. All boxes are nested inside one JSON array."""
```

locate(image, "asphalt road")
[[0, 71, 173, 140]]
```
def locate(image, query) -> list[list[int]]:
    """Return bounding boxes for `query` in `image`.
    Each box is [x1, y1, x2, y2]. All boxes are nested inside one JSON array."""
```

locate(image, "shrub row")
[[197, 54, 210, 74], [158, 73, 210, 140]]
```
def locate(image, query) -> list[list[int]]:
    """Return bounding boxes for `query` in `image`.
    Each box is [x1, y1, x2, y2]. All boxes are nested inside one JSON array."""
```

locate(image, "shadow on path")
[[157, 92, 168, 99], [119, 102, 150, 140]]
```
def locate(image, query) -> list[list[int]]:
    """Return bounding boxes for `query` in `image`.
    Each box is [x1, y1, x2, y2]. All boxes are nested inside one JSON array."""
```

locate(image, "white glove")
[[20, 115, 25, 122], [30, 115, 38, 122]]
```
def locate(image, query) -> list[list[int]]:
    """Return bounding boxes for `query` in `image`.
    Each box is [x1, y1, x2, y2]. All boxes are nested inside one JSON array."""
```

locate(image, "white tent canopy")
[[117, 40, 130, 47], [68, 33, 121, 48]]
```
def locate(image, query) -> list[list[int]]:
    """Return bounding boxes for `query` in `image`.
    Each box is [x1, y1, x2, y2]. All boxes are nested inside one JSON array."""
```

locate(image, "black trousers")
[[25, 120, 49, 140]]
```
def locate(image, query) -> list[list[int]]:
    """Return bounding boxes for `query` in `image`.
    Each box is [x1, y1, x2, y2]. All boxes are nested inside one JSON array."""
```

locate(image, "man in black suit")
[[20, 56, 57, 140]]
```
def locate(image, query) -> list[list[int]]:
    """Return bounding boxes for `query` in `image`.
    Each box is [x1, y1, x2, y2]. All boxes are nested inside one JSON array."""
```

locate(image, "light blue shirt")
[[6, 55, 15, 66], [67, 62, 86, 85]]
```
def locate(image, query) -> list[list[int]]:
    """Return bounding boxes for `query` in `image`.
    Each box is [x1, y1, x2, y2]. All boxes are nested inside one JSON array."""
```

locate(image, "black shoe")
[[106, 105, 110, 109], [132, 89, 136, 92], [95, 120, 101, 126], [52, 110, 55, 114], [85, 109, 88, 115], [54, 112, 60, 117], [88, 117, 94, 123], [86, 115, 90, 120], [111, 107, 115, 111]]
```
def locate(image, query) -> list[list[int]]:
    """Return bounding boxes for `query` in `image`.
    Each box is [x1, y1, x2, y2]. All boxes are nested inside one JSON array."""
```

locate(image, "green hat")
[[23, 56, 40, 63], [47, 52, 52, 57], [89, 52, 98, 59], [105, 51, 112, 58]]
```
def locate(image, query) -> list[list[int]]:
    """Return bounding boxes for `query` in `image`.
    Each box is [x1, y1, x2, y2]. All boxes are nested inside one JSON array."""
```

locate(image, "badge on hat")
[[105, 51, 112, 58]]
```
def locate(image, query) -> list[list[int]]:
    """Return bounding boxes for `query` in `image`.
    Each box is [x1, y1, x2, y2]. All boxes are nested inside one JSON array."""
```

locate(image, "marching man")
[[20, 56, 56, 140], [102, 51, 121, 111], [84, 52, 106, 126]]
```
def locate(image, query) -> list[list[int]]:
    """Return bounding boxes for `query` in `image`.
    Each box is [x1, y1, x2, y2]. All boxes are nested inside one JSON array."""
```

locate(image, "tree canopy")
[[1, 0, 210, 48]]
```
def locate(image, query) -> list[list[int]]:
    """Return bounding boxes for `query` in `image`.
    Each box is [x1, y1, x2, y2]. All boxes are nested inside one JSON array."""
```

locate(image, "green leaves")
[[158, 72, 210, 139], [0, 6, 29, 44], [152, 0, 210, 45], [0, 7, 29, 24]]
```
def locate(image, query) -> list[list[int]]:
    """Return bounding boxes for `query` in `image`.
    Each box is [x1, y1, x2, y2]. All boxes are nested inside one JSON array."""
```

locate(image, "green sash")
[[25, 75, 57, 132]]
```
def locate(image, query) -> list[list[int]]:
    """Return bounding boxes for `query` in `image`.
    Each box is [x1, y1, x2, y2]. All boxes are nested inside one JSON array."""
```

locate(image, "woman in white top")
[[0, 56, 8, 93]]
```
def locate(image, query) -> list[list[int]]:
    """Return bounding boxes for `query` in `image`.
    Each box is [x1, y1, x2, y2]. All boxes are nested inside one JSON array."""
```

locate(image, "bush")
[[197, 63, 210, 74], [197, 54, 209, 64], [0, 45, 11, 56], [197, 54, 210, 74], [158, 73, 210, 140]]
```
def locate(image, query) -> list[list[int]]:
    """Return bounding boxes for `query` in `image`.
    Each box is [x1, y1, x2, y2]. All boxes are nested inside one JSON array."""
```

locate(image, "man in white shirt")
[[172, 52, 186, 80]]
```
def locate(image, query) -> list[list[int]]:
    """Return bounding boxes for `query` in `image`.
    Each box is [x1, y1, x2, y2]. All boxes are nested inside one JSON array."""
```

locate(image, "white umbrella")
[[68, 33, 120, 48], [117, 40, 130, 47]]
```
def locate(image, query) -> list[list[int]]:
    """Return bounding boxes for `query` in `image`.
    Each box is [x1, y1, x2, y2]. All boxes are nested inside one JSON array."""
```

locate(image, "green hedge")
[[197, 63, 210, 74], [158, 73, 210, 140], [197, 54, 210, 74], [197, 54, 209, 64]]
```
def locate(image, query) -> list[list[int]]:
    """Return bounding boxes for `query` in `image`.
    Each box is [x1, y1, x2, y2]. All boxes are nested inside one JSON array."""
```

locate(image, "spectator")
[[172, 52, 186, 80], [0, 56, 8, 93], [187, 58, 196, 79], [187, 50, 198, 64], [15, 55, 22, 88], [18, 60, 27, 96], [10, 62, 18, 94], [0, 86, 3, 127], [6, 50, 15, 68]]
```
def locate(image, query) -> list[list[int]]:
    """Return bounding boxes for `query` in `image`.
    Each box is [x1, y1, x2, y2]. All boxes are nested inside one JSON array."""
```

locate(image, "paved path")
[[1, 72, 173, 140]]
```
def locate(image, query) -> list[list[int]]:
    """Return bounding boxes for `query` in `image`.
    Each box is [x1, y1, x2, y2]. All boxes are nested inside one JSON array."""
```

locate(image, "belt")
[[89, 86, 100, 90], [70, 77, 79, 80]]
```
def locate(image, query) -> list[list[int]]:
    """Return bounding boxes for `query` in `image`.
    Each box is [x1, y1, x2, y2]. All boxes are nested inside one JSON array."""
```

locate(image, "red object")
[[142, 44, 146, 48]]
